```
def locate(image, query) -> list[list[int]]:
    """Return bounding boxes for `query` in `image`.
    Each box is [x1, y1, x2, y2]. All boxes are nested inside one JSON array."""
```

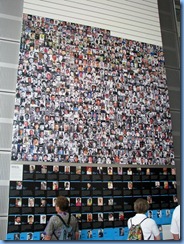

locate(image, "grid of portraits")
[[11, 13, 175, 165], [7, 165, 177, 240]]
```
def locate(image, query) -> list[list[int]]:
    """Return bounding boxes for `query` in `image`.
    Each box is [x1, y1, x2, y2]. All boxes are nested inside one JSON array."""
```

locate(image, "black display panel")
[[7, 165, 178, 241]]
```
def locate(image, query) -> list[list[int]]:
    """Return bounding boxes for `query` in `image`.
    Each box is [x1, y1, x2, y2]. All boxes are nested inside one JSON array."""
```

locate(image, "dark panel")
[[166, 68, 180, 88], [172, 135, 180, 157], [170, 111, 180, 132], [158, 13, 175, 31], [158, 0, 174, 13], [163, 47, 180, 68], [168, 90, 181, 110]]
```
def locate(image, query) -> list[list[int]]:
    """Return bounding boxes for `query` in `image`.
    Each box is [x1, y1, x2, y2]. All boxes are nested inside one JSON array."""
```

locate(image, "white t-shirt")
[[127, 213, 160, 240], [170, 205, 180, 238]]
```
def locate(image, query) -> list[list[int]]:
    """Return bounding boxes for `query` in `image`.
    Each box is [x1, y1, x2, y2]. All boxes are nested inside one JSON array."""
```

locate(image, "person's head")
[[134, 198, 149, 214], [55, 196, 69, 212], [27, 233, 33, 240], [28, 215, 34, 223], [15, 216, 21, 223]]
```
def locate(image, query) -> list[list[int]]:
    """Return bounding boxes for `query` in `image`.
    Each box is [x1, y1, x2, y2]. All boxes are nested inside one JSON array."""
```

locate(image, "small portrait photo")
[[52, 197, 57, 207], [87, 230, 92, 239], [64, 165, 70, 174], [108, 198, 114, 206], [28, 197, 35, 207], [108, 181, 113, 189], [127, 168, 132, 175], [98, 213, 104, 221], [40, 198, 46, 207], [164, 181, 169, 190], [29, 165, 35, 173], [15, 197, 22, 207], [155, 181, 160, 188], [146, 168, 150, 175], [27, 232, 33, 240], [97, 197, 103, 206], [173, 195, 178, 203], [76, 213, 82, 222], [165, 209, 170, 217], [76, 197, 82, 207], [87, 182, 92, 190], [14, 233, 20, 240], [172, 181, 177, 189], [86, 166, 92, 175], [108, 213, 114, 221], [53, 181, 59, 190], [76, 166, 81, 174], [28, 215, 34, 224], [87, 197, 93, 206], [40, 214, 47, 224], [171, 168, 176, 175], [118, 167, 123, 175], [147, 195, 152, 204], [64, 181, 70, 190], [97, 167, 103, 174], [119, 227, 124, 236], [53, 165, 59, 173], [148, 210, 153, 218], [41, 165, 47, 174], [16, 181, 22, 190], [14, 216, 21, 225], [163, 167, 168, 175], [157, 210, 162, 218], [41, 181, 47, 190], [98, 229, 104, 238], [119, 212, 124, 221], [40, 232, 45, 240], [87, 213, 93, 222], [107, 167, 113, 175], [128, 181, 133, 190], [66, 197, 70, 206]]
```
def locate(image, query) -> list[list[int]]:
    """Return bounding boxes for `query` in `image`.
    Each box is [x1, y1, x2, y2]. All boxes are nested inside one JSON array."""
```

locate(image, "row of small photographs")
[[11, 193, 178, 209], [26, 165, 176, 175], [10, 195, 178, 213], [12, 207, 173, 226], [14, 180, 177, 191], [8, 227, 126, 240]]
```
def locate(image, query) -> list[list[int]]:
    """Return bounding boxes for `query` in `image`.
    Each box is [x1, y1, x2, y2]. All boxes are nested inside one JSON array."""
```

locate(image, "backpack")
[[53, 214, 74, 240], [127, 217, 149, 240]]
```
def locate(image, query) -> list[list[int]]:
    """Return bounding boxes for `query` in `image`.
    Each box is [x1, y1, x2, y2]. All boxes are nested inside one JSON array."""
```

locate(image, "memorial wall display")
[[11, 14, 174, 166], [8, 13, 177, 240]]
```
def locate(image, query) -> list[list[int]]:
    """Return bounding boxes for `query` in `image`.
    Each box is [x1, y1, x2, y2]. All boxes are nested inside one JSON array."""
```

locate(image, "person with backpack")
[[44, 196, 79, 240], [127, 198, 161, 240]]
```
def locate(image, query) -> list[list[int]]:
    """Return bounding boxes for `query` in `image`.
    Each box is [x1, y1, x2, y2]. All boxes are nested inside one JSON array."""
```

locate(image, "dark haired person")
[[127, 198, 160, 240], [44, 196, 79, 240]]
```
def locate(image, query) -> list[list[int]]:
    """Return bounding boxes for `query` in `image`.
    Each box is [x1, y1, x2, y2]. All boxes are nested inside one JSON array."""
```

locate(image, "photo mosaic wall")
[[7, 13, 178, 240], [11, 14, 175, 166]]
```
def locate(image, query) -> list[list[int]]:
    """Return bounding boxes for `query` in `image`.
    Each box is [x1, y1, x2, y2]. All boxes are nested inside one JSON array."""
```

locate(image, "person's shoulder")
[[175, 205, 180, 210], [146, 217, 157, 225], [50, 214, 59, 221], [173, 205, 180, 214]]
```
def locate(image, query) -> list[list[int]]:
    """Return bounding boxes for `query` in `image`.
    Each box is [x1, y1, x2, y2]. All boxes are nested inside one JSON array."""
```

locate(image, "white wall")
[[0, 0, 24, 239], [23, 0, 163, 46]]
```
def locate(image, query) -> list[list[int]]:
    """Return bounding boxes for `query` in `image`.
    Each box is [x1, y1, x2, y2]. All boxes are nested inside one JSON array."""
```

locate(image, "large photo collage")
[[11, 14, 175, 166], [8, 13, 177, 240]]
